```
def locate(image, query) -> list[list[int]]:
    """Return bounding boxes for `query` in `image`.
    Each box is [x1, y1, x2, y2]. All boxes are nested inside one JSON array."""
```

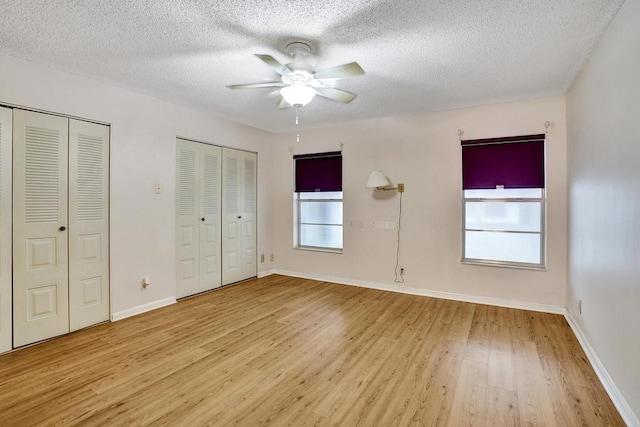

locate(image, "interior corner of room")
[[0, 0, 638, 424]]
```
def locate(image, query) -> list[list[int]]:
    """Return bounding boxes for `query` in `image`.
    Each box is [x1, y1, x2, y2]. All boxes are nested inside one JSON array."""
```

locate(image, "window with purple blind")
[[293, 151, 343, 251], [294, 151, 342, 192], [460, 134, 546, 268], [461, 134, 545, 190]]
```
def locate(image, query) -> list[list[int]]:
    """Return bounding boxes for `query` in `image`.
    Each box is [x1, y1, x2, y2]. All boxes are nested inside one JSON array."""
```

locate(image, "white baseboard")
[[257, 269, 276, 278], [111, 297, 176, 322], [271, 269, 563, 314], [564, 309, 639, 426]]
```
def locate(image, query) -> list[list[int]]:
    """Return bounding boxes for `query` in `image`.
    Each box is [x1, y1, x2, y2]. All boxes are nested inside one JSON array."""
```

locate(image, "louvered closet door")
[[13, 110, 69, 347], [199, 144, 222, 292], [222, 148, 242, 285], [240, 151, 257, 280], [0, 107, 12, 354], [222, 148, 257, 286], [176, 139, 200, 298], [69, 119, 109, 331]]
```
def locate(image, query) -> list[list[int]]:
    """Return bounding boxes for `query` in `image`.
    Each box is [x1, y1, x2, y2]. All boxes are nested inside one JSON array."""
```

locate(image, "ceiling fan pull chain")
[[295, 107, 300, 142]]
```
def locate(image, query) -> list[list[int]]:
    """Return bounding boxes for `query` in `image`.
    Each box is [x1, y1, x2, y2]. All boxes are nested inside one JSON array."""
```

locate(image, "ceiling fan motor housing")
[[285, 42, 315, 77]]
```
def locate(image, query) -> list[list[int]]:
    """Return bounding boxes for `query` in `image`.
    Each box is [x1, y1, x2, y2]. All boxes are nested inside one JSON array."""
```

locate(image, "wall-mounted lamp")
[[366, 170, 405, 192], [365, 170, 405, 284]]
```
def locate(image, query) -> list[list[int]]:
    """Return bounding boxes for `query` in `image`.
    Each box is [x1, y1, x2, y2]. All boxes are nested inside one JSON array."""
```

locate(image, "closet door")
[[68, 119, 110, 331], [222, 149, 242, 285], [0, 107, 12, 354], [13, 110, 69, 347], [199, 144, 222, 292], [222, 148, 257, 285], [176, 139, 200, 298], [240, 151, 257, 280]]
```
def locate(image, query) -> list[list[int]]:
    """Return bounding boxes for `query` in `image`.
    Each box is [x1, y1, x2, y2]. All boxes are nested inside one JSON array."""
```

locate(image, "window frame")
[[295, 191, 344, 253], [461, 188, 546, 270]]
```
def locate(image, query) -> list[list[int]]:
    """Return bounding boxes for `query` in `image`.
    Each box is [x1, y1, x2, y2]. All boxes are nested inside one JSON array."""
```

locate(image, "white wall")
[[0, 53, 274, 315], [272, 97, 567, 309], [566, 0, 640, 420]]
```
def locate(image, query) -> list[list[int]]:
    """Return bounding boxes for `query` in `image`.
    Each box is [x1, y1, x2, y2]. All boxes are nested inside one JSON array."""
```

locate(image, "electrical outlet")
[[260, 254, 265, 263], [155, 183, 161, 194], [400, 267, 405, 276], [578, 299, 582, 314], [397, 183, 405, 193], [270, 253, 275, 262]]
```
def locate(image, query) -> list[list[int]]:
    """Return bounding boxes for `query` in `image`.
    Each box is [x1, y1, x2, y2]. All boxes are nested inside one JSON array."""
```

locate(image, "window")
[[293, 152, 343, 251], [297, 191, 343, 250], [461, 134, 545, 268]]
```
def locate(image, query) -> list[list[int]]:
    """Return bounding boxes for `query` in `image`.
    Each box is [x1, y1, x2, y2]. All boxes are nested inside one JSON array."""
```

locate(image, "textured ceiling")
[[0, 0, 624, 133]]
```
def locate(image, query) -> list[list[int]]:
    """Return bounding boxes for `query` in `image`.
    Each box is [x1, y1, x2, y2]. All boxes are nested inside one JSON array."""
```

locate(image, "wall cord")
[[394, 192, 404, 283]]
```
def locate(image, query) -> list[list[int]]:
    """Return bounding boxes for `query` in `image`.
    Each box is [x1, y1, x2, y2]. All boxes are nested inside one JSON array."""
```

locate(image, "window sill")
[[295, 246, 343, 254], [462, 259, 546, 271]]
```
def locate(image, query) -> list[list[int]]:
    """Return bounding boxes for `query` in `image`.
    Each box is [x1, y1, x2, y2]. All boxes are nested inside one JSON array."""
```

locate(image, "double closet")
[[175, 138, 257, 299], [0, 115, 257, 354], [0, 107, 110, 353]]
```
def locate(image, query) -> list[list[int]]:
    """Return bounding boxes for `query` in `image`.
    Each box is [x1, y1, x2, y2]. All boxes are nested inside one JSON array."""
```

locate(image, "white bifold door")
[[0, 107, 13, 354], [176, 141, 256, 297], [12, 109, 109, 348], [222, 148, 256, 286], [176, 138, 222, 298]]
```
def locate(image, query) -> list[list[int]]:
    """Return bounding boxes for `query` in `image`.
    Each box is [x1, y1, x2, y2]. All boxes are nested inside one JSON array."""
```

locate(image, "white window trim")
[[461, 189, 546, 269], [294, 192, 344, 252]]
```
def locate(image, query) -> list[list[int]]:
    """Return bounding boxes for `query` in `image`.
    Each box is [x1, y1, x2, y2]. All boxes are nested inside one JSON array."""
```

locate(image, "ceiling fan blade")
[[227, 82, 286, 89], [227, 82, 289, 89], [277, 97, 292, 109], [255, 54, 292, 76], [314, 87, 358, 104], [314, 62, 365, 80]]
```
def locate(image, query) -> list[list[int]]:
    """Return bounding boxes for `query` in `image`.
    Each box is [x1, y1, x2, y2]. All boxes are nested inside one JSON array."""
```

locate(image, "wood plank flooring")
[[0, 275, 624, 426]]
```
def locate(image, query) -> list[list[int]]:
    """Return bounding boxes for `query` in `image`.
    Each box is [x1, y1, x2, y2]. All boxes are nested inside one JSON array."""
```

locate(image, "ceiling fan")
[[227, 42, 365, 109]]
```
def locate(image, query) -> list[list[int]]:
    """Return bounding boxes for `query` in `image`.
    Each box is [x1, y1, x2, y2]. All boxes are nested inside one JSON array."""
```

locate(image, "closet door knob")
[[58, 226, 66, 231], [237, 216, 242, 219], [201, 218, 205, 221]]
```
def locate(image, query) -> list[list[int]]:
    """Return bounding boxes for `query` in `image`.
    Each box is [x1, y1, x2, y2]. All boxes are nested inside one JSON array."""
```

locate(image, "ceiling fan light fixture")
[[280, 82, 316, 107]]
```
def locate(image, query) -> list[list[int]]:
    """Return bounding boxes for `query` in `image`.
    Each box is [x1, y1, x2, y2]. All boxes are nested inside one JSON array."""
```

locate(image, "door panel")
[[222, 150, 241, 285], [241, 153, 257, 279], [68, 119, 110, 331], [222, 149, 257, 285], [199, 144, 221, 291], [0, 106, 12, 353], [176, 139, 200, 298], [13, 109, 69, 347]]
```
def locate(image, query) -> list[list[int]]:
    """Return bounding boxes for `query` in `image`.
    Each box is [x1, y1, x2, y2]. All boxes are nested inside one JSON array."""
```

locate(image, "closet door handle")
[[58, 226, 66, 231], [201, 218, 205, 222], [237, 216, 242, 219]]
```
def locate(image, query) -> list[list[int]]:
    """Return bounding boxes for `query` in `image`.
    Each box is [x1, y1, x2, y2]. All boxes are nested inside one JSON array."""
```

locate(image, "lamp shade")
[[366, 170, 391, 188], [281, 82, 317, 107]]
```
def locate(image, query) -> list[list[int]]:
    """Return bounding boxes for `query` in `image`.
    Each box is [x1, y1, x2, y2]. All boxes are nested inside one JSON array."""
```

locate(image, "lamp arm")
[[377, 183, 405, 193]]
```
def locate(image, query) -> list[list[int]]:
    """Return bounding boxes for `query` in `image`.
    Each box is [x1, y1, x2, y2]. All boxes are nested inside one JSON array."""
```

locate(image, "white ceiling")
[[0, 1, 624, 133]]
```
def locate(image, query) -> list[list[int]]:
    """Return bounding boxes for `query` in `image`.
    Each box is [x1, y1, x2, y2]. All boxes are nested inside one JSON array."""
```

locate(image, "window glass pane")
[[299, 191, 343, 200], [300, 201, 343, 225], [465, 201, 541, 232], [464, 188, 542, 199], [300, 224, 343, 249], [465, 231, 541, 264]]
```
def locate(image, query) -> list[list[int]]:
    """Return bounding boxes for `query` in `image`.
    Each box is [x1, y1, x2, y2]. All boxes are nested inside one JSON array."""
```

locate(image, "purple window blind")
[[294, 151, 342, 192], [461, 134, 545, 189]]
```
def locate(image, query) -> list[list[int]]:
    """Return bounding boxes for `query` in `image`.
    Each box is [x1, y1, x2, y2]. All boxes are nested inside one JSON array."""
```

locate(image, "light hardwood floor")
[[0, 275, 624, 426]]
